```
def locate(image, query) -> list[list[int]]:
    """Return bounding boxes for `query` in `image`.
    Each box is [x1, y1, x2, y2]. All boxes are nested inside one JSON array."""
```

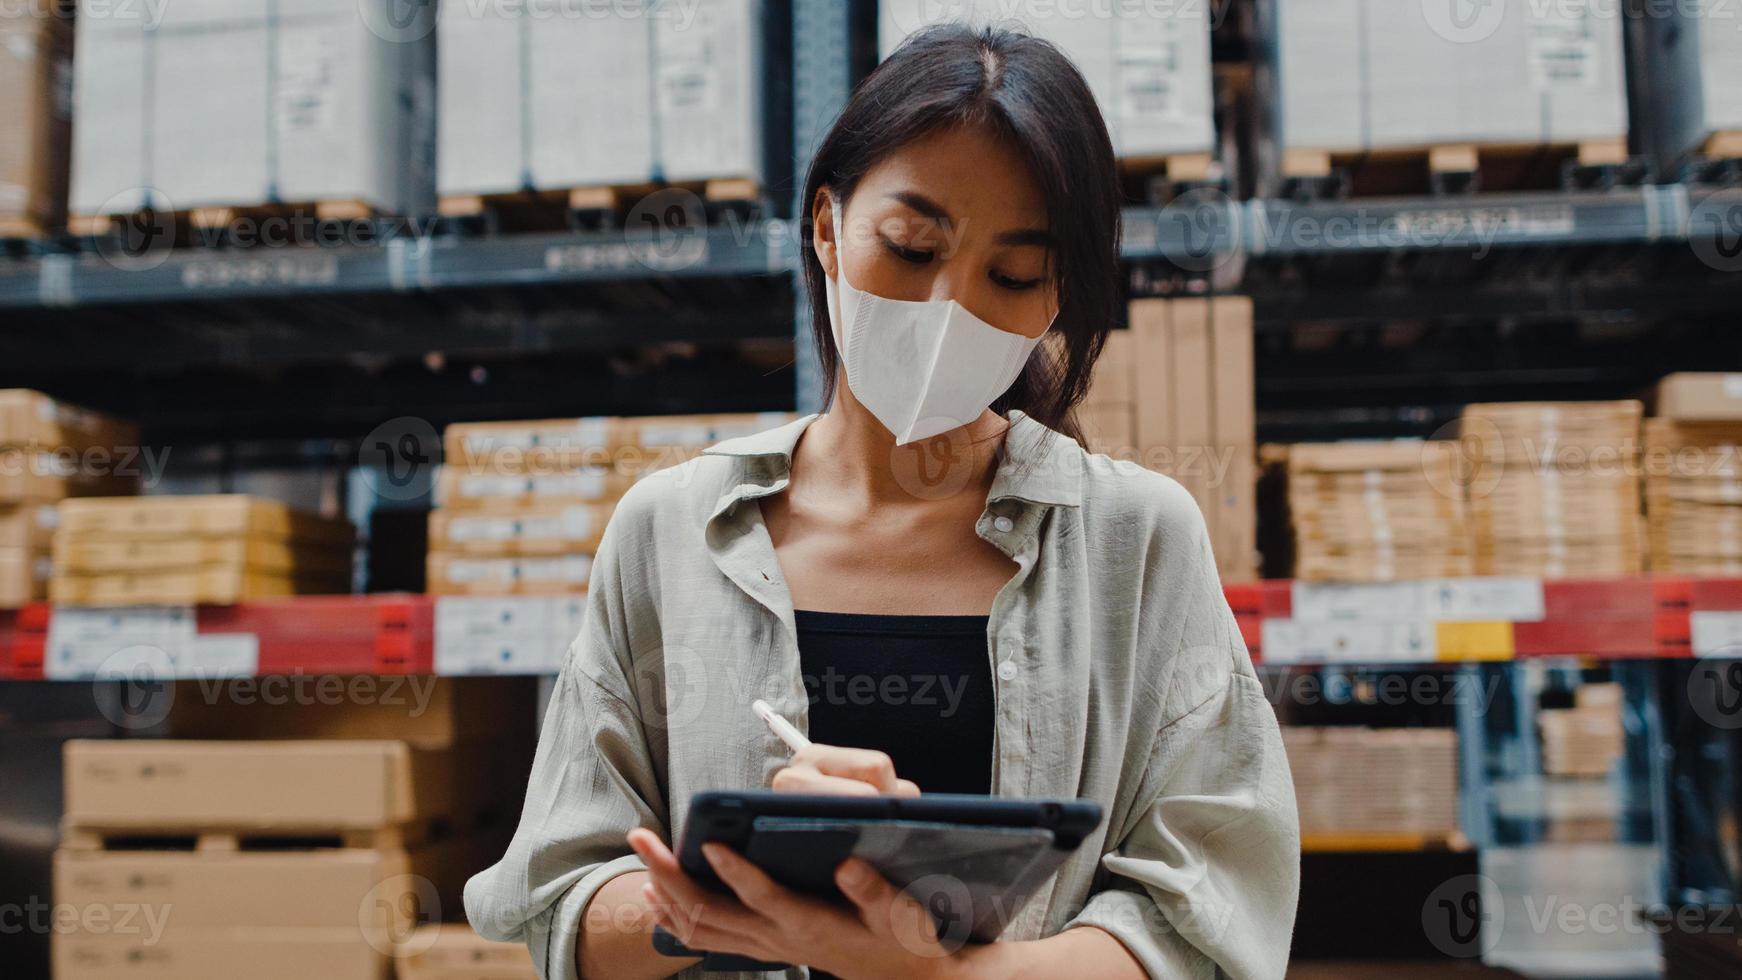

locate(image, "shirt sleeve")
[[462, 515, 671, 980], [1061, 513, 1301, 980]]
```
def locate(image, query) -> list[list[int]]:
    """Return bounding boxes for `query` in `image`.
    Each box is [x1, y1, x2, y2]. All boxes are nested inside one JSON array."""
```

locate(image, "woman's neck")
[[795, 378, 1008, 507]]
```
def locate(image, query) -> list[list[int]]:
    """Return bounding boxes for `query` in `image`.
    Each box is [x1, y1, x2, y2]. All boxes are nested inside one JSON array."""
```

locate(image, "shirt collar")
[[700, 410, 1084, 510]]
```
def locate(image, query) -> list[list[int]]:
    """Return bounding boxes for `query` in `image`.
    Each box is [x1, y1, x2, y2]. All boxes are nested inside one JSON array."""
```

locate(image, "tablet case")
[[652, 791, 1102, 972]]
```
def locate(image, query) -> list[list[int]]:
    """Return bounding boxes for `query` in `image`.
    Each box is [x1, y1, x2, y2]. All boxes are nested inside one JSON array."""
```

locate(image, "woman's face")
[[815, 124, 1059, 340]]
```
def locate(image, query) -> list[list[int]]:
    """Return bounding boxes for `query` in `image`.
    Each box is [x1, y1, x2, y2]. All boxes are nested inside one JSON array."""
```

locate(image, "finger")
[[702, 842, 810, 920], [791, 745, 906, 794], [628, 830, 754, 935], [771, 766, 880, 796], [894, 778, 921, 797], [836, 859, 947, 952]]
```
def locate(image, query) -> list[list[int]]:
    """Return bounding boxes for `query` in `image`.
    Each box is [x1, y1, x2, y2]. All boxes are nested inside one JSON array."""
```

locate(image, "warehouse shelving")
[[5, 574, 1739, 682]]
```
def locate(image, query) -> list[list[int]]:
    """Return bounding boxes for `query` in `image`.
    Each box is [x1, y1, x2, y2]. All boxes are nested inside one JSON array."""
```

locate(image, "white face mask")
[[822, 202, 1052, 445]]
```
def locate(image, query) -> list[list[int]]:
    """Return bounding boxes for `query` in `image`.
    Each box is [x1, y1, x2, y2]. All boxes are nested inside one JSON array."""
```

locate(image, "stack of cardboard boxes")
[[438, 0, 767, 202], [54, 679, 534, 980], [0, 1, 72, 237], [72, 0, 435, 219], [430, 413, 793, 595], [1540, 683, 1625, 779], [880, 0, 1216, 163], [395, 925, 536, 980], [51, 496, 354, 605], [1283, 726, 1459, 840], [1462, 401, 1644, 577], [1, 390, 139, 607], [1082, 299, 1256, 580], [1644, 374, 1742, 575], [1281, 441, 1472, 582]]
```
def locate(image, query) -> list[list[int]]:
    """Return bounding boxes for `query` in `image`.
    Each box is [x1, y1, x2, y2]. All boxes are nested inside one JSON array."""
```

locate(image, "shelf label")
[[435, 596, 584, 675], [1260, 619, 1436, 666], [1291, 578, 1544, 623], [45, 606, 196, 680], [1691, 612, 1742, 659]]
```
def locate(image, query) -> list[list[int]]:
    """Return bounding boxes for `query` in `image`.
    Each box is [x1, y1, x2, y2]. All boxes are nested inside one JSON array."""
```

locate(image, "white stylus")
[[751, 699, 810, 754]]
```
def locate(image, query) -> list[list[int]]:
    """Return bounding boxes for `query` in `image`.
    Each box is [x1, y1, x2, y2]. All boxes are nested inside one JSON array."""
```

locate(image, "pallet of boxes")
[[1461, 401, 1644, 577], [1082, 299, 1257, 580], [1645, 374, 1742, 575], [54, 680, 536, 980], [394, 924, 535, 980], [1, 390, 140, 609], [1280, 440, 1472, 583], [51, 496, 354, 605], [430, 413, 795, 596], [1539, 682, 1625, 780], [0, 0, 73, 239], [1283, 727, 1460, 846]]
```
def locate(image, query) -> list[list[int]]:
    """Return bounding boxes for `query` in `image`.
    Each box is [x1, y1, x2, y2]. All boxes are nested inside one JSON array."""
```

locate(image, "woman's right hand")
[[771, 744, 920, 797]]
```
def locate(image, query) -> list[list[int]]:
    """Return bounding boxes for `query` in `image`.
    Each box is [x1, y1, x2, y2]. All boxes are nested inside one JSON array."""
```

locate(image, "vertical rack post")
[[790, 0, 854, 414]]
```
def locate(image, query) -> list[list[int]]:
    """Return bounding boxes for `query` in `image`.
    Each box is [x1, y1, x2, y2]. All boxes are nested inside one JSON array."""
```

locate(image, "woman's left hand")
[[627, 827, 968, 980]]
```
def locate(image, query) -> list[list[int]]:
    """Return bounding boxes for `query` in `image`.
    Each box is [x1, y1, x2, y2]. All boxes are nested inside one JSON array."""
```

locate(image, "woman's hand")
[[771, 743, 921, 796], [627, 827, 968, 980]]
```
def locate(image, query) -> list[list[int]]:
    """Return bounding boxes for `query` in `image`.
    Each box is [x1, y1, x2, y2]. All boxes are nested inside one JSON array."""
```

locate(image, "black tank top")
[[793, 610, 995, 797]]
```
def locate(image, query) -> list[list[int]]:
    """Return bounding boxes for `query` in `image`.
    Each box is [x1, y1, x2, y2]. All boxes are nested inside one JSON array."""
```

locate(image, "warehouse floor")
[[1485, 844, 1661, 979]]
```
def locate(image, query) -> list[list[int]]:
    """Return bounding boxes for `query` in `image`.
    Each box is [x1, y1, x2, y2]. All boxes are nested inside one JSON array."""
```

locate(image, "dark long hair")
[[799, 23, 1123, 445]]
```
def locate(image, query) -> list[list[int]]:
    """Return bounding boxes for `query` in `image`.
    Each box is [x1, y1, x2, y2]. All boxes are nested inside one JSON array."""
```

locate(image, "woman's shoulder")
[[1073, 444, 1212, 551], [605, 415, 815, 537]]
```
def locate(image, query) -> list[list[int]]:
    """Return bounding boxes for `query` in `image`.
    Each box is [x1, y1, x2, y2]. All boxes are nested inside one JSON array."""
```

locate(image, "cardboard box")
[[72, 0, 435, 216], [50, 565, 352, 605], [54, 535, 352, 577], [1283, 440, 1473, 583], [427, 552, 593, 597], [0, 452, 136, 504], [1, 547, 51, 607], [1168, 298, 1213, 511], [0, 390, 136, 453], [440, 417, 613, 471], [1131, 299, 1174, 464], [1211, 297, 1256, 580], [1076, 403, 1136, 457], [1086, 327, 1137, 409], [0, 502, 57, 550], [52, 932, 385, 980], [0, 3, 72, 234], [1656, 373, 1742, 423], [880, 0, 1215, 158], [428, 502, 612, 557], [61, 740, 484, 831], [396, 924, 537, 980], [56, 496, 353, 547]]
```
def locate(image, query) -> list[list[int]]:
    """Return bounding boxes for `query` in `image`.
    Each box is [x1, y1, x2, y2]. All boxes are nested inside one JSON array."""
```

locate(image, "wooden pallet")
[[67, 199, 380, 241], [440, 177, 762, 232], [1280, 138, 1631, 197], [1118, 152, 1222, 204], [1300, 830, 1471, 854], [61, 817, 448, 853], [1702, 131, 1742, 160], [0, 214, 52, 240]]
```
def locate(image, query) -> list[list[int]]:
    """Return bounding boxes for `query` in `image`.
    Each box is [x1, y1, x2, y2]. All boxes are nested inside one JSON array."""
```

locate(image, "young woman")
[[466, 23, 1299, 980]]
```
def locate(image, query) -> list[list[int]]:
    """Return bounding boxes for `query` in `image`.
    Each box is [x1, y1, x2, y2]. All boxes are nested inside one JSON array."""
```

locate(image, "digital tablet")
[[651, 790, 1103, 972]]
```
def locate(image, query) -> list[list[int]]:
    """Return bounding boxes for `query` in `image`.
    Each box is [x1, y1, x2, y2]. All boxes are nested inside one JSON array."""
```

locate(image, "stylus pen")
[[751, 698, 810, 754]]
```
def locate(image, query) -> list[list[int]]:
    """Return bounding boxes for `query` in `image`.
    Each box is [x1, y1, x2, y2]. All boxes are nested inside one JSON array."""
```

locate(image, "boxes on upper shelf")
[[1461, 401, 1644, 578], [1267, 0, 1628, 155], [51, 495, 355, 605], [1281, 440, 1472, 583], [878, 0, 1216, 161], [1654, 373, 1742, 423], [1643, 416, 1742, 575], [1540, 684, 1624, 779], [71, 0, 436, 218], [0, 1, 72, 237], [437, 0, 767, 199]]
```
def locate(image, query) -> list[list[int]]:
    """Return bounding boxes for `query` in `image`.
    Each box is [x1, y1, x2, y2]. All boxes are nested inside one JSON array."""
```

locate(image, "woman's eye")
[[882, 239, 934, 265], [992, 270, 1044, 291]]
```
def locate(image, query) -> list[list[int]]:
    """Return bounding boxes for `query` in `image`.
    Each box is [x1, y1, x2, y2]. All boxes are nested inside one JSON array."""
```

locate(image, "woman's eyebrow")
[[884, 191, 1053, 248]]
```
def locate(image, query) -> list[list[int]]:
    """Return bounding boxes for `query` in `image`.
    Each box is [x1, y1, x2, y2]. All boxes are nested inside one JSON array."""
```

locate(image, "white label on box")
[[45, 606, 197, 680], [276, 28, 340, 134], [520, 555, 593, 583], [639, 422, 713, 448], [449, 515, 522, 542], [185, 633, 260, 677], [1261, 619, 1436, 665], [457, 469, 608, 501], [1725, 375, 1742, 399], [463, 418, 608, 454], [1527, 11, 1598, 88], [1692, 612, 1742, 659], [435, 596, 577, 675]]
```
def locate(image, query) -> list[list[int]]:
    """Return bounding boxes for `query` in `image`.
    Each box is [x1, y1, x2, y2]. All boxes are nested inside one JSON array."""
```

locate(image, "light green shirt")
[[464, 411, 1300, 979]]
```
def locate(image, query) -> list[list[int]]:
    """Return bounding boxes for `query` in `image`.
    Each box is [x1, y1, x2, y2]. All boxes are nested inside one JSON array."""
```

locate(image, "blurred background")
[[2, 0, 1742, 977]]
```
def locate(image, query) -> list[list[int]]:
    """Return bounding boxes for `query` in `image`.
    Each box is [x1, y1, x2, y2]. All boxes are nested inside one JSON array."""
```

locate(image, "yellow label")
[[1436, 621, 1514, 661]]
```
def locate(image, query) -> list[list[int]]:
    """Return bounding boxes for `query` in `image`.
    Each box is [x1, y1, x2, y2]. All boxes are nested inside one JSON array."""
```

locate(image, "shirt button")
[[993, 516, 1015, 533], [997, 660, 1018, 681]]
